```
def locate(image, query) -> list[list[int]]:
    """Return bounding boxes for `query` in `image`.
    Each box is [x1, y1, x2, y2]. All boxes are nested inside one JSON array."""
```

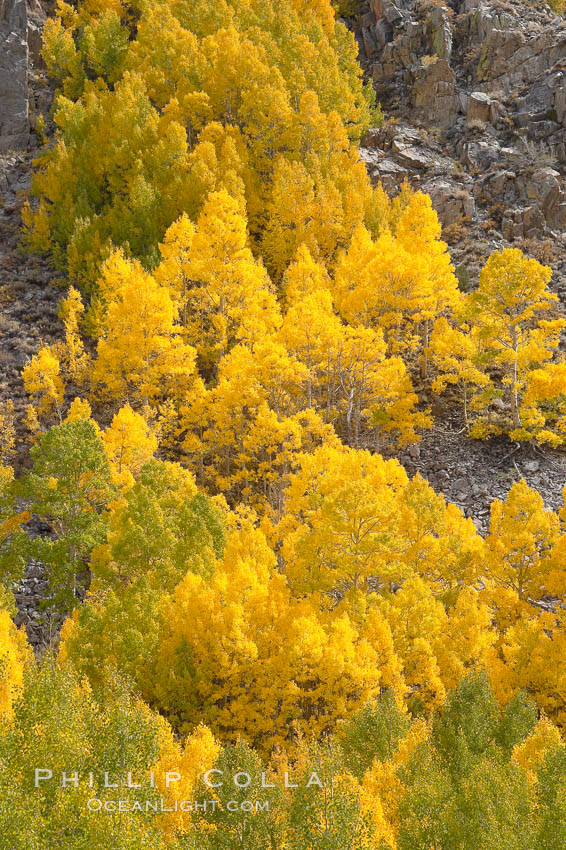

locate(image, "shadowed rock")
[[0, 0, 29, 152]]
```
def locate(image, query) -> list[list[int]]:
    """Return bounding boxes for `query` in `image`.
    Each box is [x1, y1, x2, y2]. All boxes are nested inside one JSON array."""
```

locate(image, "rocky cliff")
[[0, 0, 45, 152], [0, 0, 29, 152], [353, 0, 566, 293]]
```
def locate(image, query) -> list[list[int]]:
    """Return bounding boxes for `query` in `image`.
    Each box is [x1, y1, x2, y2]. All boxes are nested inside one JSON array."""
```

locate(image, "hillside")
[[2, 0, 566, 846], [3, 0, 566, 531]]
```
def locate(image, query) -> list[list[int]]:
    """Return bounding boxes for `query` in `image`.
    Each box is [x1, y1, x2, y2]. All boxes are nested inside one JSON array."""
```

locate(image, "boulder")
[[423, 179, 476, 226], [526, 167, 561, 207], [362, 154, 409, 191], [502, 205, 546, 240], [382, 0, 406, 27], [467, 91, 492, 124], [524, 167, 566, 229], [391, 141, 436, 169], [522, 204, 546, 237], [485, 170, 516, 201], [502, 209, 523, 241], [461, 139, 501, 171], [477, 25, 566, 90], [361, 127, 384, 150]]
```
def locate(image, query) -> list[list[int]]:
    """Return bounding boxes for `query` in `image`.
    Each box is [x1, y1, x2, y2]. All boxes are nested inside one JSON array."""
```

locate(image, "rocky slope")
[[353, 0, 566, 292], [348, 0, 566, 531], [1, 0, 59, 458]]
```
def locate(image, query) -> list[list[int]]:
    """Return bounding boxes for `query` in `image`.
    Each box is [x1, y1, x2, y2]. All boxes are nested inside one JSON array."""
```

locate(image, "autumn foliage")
[[2, 0, 566, 845]]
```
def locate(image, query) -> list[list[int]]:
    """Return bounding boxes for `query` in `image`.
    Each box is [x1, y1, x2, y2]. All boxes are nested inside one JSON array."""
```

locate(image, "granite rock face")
[[467, 91, 494, 125], [0, 0, 30, 152]]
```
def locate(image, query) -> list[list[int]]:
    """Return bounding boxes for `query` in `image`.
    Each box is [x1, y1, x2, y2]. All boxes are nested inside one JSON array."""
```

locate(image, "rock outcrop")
[[352, 0, 566, 293], [0, 0, 47, 152], [0, 0, 29, 152]]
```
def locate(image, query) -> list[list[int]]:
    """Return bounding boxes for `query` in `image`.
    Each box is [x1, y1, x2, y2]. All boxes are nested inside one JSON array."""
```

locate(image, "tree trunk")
[[510, 324, 521, 428]]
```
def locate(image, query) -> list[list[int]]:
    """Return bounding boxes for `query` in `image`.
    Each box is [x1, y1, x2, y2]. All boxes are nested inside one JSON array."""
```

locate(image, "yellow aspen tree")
[[388, 177, 415, 233], [153, 521, 391, 751], [547, 487, 566, 597], [103, 405, 158, 490], [152, 723, 220, 839], [395, 473, 484, 591], [184, 340, 308, 487], [364, 181, 394, 239], [289, 0, 336, 33], [180, 121, 251, 221], [334, 197, 459, 373], [281, 244, 332, 305], [377, 578, 447, 714], [278, 246, 344, 410], [91, 251, 204, 410], [279, 248, 429, 446], [468, 248, 564, 437], [333, 226, 426, 357], [0, 658, 203, 847], [125, 6, 204, 111], [260, 156, 327, 276], [377, 579, 495, 714], [330, 325, 430, 448], [518, 362, 566, 447], [0, 464, 30, 589], [0, 401, 16, 462], [239, 81, 296, 187], [512, 715, 562, 786], [395, 191, 459, 376], [31, 0, 375, 286], [484, 479, 560, 601], [433, 587, 496, 691], [360, 719, 429, 848], [92, 247, 139, 306], [237, 404, 336, 515], [64, 396, 95, 424], [0, 607, 31, 721], [359, 605, 407, 703], [25, 72, 193, 286], [260, 125, 369, 282], [22, 345, 65, 429], [428, 316, 493, 427], [178, 190, 281, 369], [184, 340, 337, 509], [37, 0, 82, 94], [493, 613, 566, 725], [294, 88, 372, 212], [196, 26, 276, 127], [58, 286, 90, 384], [278, 444, 409, 599], [153, 213, 195, 324]]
